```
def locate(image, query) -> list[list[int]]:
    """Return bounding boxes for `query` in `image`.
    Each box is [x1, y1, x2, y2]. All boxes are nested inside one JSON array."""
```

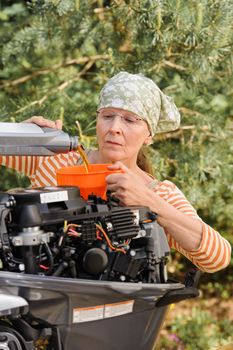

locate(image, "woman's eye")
[[125, 117, 136, 124], [102, 115, 113, 120]]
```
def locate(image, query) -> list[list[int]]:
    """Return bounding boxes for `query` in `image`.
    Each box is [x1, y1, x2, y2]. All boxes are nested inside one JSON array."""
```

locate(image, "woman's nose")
[[108, 116, 122, 133]]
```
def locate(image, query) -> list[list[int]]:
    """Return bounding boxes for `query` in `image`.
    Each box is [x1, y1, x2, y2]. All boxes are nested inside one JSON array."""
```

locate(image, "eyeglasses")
[[97, 111, 143, 128]]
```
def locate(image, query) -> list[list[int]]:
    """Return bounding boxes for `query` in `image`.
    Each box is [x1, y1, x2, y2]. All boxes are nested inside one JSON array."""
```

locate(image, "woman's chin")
[[101, 149, 125, 163]]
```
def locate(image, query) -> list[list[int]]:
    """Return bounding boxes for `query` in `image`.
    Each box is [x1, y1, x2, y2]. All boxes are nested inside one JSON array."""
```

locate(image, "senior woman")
[[0, 72, 231, 273]]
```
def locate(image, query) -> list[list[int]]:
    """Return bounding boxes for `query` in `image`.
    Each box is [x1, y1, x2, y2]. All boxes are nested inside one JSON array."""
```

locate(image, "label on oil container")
[[73, 300, 135, 323], [40, 190, 68, 204]]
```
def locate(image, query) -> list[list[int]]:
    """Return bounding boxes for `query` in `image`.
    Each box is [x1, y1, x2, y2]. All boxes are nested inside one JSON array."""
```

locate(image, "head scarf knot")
[[97, 71, 180, 136]]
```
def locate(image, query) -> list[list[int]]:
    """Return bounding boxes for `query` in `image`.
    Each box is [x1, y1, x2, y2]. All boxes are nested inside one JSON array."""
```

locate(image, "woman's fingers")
[[55, 119, 63, 130], [22, 116, 62, 129], [106, 172, 123, 184], [107, 161, 128, 172], [106, 163, 131, 188], [106, 182, 119, 192], [106, 162, 139, 205]]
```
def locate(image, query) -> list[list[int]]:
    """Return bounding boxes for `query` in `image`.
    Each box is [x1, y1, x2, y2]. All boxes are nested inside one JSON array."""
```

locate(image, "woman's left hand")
[[106, 161, 149, 206]]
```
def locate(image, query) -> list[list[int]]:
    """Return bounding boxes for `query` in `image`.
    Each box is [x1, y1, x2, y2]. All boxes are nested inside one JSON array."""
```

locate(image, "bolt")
[[139, 230, 146, 237], [129, 250, 136, 257], [12, 237, 22, 246], [19, 264, 25, 271], [106, 222, 113, 231]]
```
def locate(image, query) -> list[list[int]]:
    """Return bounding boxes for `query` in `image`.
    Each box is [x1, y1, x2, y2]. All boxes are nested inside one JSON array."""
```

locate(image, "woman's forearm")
[[143, 188, 203, 251]]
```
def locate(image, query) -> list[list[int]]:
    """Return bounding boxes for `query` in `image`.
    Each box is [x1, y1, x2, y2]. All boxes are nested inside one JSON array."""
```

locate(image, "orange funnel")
[[56, 164, 122, 200]]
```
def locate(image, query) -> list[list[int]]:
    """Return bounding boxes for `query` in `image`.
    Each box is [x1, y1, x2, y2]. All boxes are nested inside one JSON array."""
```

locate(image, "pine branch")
[[155, 126, 195, 141], [155, 125, 225, 141], [179, 107, 206, 117], [11, 60, 95, 116], [93, 8, 111, 14], [148, 59, 186, 73], [0, 55, 109, 89], [162, 60, 187, 72]]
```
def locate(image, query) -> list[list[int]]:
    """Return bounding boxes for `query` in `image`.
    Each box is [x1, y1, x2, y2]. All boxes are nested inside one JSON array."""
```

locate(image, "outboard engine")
[[0, 186, 200, 350], [0, 186, 170, 282]]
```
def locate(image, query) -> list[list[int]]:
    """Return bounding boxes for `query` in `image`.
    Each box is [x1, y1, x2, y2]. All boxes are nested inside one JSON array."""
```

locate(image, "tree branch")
[[148, 59, 187, 73], [154, 125, 225, 141], [11, 60, 95, 116], [155, 126, 194, 141], [179, 107, 206, 117], [0, 54, 109, 89], [162, 60, 187, 72]]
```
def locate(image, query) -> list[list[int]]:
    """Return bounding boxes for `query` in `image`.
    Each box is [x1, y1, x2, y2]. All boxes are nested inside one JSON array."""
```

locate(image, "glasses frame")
[[97, 110, 144, 128]]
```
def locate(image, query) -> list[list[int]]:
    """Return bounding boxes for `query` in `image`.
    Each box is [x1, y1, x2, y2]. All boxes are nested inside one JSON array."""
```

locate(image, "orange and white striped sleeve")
[[32, 151, 80, 187], [0, 155, 41, 178], [0, 151, 80, 187], [155, 180, 231, 273]]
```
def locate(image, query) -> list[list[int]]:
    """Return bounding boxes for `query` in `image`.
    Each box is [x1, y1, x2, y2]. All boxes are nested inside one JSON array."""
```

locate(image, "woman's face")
[[96, 107, 151, 166]]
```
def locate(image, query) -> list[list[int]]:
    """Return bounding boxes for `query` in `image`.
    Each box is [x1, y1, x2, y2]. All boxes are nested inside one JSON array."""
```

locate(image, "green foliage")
[[157, 307, 233, 350], [173, 308, 233, 349]]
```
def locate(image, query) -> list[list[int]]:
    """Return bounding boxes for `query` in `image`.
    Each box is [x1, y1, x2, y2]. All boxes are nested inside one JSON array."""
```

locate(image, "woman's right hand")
[[22, 116, 63, 130]]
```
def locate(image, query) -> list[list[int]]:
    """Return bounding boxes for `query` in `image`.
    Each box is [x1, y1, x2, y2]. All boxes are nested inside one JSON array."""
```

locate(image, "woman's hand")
[[106, 161, 150, 207], [106, 162, 204, 252], [22, 116, 63, 130]]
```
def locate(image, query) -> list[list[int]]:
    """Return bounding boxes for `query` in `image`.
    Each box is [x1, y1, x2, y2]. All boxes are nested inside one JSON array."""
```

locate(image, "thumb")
[[55, 119, 63, 130]]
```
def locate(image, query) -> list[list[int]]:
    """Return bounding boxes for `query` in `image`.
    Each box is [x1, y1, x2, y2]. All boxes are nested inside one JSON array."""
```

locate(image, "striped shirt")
[[0, 152, 231, 273]]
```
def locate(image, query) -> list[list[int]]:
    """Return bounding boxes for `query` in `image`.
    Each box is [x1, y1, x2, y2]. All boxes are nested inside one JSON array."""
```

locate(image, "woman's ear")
[[143, 134, 153, 146]]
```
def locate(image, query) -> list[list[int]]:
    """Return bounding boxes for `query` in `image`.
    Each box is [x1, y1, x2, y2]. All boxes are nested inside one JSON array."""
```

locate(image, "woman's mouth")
[[106, 141, 122, 146]]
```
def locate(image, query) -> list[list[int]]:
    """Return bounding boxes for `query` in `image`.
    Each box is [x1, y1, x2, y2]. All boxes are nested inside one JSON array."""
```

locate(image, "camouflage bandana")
[[97, 71, 180, 136]]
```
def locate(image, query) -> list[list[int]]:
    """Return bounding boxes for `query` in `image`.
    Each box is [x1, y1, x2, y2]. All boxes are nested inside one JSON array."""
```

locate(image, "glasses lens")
[[123, 115, 141, 124], [98, 111, 142, 126]]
